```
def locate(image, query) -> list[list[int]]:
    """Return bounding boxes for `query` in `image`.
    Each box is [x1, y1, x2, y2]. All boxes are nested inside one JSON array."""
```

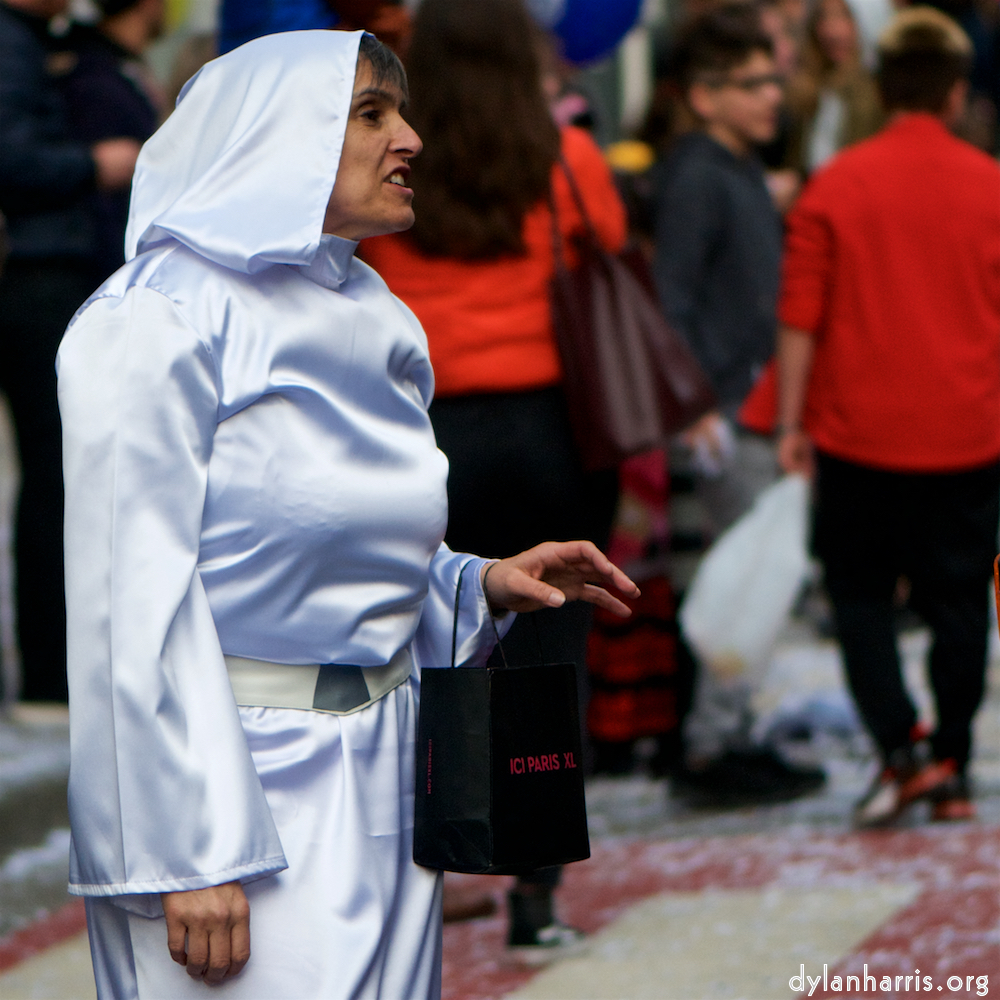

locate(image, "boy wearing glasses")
[[653, 5, 823, 803]]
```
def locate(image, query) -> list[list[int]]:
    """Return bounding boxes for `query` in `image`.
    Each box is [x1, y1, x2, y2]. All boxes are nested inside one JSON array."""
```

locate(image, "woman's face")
[[323, 59, 423, 241], [760, 5, 799, 78], [815, 0, 858, 67]]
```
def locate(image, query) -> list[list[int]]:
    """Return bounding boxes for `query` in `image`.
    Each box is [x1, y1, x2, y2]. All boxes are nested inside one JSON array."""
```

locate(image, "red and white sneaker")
[[854, 731, 957, 828]]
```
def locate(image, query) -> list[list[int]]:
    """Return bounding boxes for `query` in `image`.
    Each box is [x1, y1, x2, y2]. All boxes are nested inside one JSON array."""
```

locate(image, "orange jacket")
[[362, 126, 627, 397]]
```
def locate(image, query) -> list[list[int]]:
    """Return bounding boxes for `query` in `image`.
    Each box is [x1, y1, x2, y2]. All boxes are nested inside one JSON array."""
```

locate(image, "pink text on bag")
[[509, 752, 578, 775]]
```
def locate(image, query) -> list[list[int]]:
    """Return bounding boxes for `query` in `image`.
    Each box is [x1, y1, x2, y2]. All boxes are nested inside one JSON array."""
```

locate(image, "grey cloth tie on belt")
[[225, 648, 413, 716]]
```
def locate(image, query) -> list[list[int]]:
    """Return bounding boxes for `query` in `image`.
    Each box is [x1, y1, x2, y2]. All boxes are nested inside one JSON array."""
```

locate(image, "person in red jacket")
[[363, 0, 626, 962], [777, 5, 1000, 827]]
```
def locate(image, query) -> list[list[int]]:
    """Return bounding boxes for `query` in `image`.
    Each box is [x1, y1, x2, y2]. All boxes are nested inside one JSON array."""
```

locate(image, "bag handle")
[[451, 560, 472, 668], [482, 562, 550, 669], [452, 560, 518, 669], [549, 156, 604, 275], [482, 562, 511, 668]]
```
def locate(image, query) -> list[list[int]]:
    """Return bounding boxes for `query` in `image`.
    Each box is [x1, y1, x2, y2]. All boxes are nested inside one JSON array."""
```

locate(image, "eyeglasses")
[[699, 73, 785, 93]]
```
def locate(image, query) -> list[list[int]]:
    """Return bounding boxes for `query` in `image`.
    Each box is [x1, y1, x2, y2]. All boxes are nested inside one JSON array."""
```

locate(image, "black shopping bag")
[[413, 564, 590, 875]]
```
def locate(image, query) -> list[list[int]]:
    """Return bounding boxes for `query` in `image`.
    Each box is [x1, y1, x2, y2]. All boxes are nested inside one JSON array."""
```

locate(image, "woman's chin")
[[328, 209, 416, 242], [372, 210, 417, 238]]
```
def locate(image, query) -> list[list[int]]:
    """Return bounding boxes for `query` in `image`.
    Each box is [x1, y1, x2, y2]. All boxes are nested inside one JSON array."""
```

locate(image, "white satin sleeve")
[[412, 545, 514, 670], [58, 286, 287, 909]]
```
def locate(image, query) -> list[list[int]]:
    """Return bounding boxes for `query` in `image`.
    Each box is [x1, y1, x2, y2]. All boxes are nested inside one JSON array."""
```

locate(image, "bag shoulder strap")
[[549, 156, 607, 271], [547, 179, 566, 272], [558, 155, 601, 244]]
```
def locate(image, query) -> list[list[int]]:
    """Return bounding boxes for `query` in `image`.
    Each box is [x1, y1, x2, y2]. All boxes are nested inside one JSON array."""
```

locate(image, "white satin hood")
[[125, 29, 363, 273]]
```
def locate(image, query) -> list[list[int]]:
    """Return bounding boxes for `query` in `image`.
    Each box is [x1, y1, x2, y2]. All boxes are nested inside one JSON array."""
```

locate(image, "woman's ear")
[[686, 81, 715, 124]]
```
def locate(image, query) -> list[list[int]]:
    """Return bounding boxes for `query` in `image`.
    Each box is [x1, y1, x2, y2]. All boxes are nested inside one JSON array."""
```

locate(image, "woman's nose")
[[395, 119, 423, 158]]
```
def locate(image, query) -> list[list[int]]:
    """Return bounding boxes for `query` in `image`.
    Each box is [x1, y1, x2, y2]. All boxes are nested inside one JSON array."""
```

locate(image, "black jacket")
[[61, 26, 158, 279], [653, 131, 782, 413], [0, 4, 96, 260]]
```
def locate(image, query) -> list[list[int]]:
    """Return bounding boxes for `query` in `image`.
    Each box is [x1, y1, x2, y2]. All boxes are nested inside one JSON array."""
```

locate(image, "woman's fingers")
[[490, 567, 565, 611], [183, 926, 211, 979], [531, 545, 639, 603], [166, 913, 188, 967], [564, 557, 639, 601], [544, 542, 640, 596], [603, 561, 641, 599], [161, 881, 250, 983], [175, 917, 249, 984], [483, 542, 639, 614], [580, 582, 633, 618], [203, 927, 235, 984], [229, 916, 252, 978]]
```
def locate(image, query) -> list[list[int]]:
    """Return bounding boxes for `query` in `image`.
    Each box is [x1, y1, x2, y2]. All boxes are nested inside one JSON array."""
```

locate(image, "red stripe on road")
[[0, 899, 87, 972], [807, 885, 999, 999]]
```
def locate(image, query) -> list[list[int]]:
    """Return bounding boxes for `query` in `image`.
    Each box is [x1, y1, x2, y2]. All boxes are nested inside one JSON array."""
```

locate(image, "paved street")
[[1, 397, 998, 999], [1, 624, 997, 999]]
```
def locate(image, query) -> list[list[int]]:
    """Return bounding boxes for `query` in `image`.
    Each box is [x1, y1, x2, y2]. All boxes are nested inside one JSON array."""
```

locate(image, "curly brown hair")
[[402, 0, 560, 259]]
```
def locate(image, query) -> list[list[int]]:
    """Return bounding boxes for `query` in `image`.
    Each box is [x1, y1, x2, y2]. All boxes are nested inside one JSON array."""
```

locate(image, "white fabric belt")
[[224, 648, 412, 716]]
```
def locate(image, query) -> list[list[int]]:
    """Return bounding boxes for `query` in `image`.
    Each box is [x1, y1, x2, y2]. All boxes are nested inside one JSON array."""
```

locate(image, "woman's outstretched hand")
[[161, 881, 250, 984], [482, 541, 639, 617]]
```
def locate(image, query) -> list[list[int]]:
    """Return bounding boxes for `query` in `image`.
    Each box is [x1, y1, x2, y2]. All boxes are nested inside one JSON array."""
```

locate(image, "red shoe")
[[854, 742, 956, 829], [930, 770, 975, 822], [898, 757, 958, 803]]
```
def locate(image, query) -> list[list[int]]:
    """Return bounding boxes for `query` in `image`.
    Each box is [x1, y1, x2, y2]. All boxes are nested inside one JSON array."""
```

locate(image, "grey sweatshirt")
[[653, 131, 782, 414]]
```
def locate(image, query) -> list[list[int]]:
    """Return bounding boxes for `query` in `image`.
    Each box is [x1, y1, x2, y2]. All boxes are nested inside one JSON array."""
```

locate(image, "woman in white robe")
[[57, 28, 636, 1000]]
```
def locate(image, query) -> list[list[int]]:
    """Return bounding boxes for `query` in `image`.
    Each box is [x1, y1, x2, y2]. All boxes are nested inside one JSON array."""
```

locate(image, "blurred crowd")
[[1, 0, 998, 960]]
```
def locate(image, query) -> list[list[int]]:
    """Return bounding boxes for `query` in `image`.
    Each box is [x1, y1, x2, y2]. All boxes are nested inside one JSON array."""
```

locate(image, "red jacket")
[[776, 113, 1000, 472]]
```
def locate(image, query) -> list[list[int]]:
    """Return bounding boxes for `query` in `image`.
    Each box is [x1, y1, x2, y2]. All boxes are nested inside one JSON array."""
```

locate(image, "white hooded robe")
[[57, 29, 505, 1000]]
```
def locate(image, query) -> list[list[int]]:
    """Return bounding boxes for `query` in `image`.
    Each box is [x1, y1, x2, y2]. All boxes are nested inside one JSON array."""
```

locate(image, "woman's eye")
[[361, 108, 381, 123]]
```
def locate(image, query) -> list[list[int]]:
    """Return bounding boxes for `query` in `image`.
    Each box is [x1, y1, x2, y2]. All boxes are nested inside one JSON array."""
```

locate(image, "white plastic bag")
[[679, 474, 810, 683]]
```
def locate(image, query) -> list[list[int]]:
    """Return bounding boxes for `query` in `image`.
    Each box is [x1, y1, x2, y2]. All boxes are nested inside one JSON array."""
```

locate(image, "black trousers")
[[430, 387, 618, 740], [432, 387, 618, 894], [0, 258, 97, 701], [813, 451, 1000, 770]]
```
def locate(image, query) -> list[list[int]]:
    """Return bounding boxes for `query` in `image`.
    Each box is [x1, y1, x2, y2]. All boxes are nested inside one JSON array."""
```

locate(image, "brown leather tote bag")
[[550, 162, 716, 471]]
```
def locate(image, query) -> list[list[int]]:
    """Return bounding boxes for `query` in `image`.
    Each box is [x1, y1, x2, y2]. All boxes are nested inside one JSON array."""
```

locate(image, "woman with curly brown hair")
[[363, 0, 628, 963]]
